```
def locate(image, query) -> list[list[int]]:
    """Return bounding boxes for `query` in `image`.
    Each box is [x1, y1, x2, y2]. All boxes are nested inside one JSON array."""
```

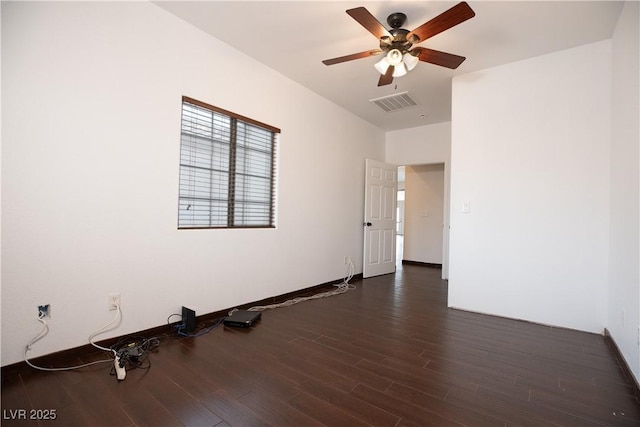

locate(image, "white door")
[[363, 159, 398, 278]]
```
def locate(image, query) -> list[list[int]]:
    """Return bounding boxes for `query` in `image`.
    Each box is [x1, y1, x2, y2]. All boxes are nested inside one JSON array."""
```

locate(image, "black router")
[[181, 306, 196, 333], [223, 309, 261, 328]]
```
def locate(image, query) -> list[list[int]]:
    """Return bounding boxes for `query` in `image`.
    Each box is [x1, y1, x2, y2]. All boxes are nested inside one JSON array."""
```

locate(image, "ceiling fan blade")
[[377, 66, 394, 86], [346, 7, 391, 39], [322, 49, 382, 66], [407, 2, 475, 43], [413, 47, 466, 69]]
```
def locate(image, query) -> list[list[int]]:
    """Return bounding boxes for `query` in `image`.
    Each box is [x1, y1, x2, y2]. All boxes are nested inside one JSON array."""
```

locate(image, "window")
[[178, 96, 279, 228]]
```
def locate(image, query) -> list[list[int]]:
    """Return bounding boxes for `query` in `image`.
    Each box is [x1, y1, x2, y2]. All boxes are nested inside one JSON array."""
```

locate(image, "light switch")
[[462, 201, 471, 213]]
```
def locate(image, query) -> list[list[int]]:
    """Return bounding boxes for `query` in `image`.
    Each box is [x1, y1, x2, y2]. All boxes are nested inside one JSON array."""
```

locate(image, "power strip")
[[114, 354, 126, 381]]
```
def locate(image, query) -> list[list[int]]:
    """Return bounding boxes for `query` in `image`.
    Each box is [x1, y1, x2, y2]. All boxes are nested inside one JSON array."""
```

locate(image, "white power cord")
[[88, 304, 122, 354], [230, 259, 356, 315], [25, 305, 122, 371]]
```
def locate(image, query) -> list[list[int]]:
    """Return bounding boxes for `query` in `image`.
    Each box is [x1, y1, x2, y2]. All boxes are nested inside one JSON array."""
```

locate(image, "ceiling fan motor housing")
[[380, 28, 412, 53]]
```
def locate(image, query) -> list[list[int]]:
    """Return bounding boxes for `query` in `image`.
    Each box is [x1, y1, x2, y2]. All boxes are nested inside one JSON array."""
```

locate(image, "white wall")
[[386, 122, 451, 277], [608, 0, 640, 382], [404, 164, 445, 265], [1, 2, 384, 365], [449, 40, 611, 333], [386, 122, 451, 165]]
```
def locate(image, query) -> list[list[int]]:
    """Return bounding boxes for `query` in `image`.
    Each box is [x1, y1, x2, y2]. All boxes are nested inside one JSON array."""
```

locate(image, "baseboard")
[[604, 328, 640, 399], [1, 273, 362, 374], [449, 306, 605, 335], [402, 260, 442, 269]]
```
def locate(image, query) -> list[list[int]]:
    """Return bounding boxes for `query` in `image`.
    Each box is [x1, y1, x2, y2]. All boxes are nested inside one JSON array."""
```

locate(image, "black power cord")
[[109, 336, 159, 376]]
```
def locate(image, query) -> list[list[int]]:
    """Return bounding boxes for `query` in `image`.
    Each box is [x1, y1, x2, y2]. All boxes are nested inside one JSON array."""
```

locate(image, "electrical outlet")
[[344, 256, 352, 265], [38, 304, 51, 319], [108, 293, 121, 311]]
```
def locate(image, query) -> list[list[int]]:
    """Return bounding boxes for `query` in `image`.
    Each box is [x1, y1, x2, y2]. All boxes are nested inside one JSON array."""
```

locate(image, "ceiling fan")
[[322, 2, 475, 86]]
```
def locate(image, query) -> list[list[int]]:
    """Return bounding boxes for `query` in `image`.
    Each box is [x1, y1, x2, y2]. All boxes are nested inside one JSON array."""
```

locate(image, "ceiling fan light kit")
[[403, 52, 420, 71], [386, 49, 403, 66], [374, 57, 390, 74], [392, 61, 407, 78], [374, 49, 406, 74], [322, 2, 476, 87]]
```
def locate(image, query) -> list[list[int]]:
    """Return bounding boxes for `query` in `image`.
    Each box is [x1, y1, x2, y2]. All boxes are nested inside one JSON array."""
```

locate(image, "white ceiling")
[[154, 1, 623, 131]]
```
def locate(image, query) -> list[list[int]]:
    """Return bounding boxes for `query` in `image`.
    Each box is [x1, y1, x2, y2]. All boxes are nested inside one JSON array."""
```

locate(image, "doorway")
[[396, 163, 446, 272]]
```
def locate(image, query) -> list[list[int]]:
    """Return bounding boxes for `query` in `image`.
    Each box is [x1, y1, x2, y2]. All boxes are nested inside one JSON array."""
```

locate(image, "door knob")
[[364, 222, 372, 227]]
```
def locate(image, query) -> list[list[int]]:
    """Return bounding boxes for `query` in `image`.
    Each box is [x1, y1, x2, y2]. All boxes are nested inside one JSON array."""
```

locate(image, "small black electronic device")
[[182, 306, 197, 333], [223, 310, 261, 328]]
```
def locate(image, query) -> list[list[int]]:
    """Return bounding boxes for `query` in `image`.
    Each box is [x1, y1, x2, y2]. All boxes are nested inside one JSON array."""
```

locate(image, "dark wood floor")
[[2, 264, 639, 426]]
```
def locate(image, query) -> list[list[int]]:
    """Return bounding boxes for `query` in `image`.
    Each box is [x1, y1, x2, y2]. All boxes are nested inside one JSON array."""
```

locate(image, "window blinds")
[[178, 97, 278, 228]]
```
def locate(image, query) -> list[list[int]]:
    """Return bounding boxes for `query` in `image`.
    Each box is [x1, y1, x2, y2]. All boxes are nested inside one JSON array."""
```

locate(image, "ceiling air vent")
[[370, 91, 418, 113]]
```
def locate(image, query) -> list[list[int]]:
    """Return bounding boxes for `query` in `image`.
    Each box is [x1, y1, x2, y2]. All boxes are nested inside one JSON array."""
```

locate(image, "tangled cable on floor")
[[109, 336, 160, 376], [230, 259, 356, 315]]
